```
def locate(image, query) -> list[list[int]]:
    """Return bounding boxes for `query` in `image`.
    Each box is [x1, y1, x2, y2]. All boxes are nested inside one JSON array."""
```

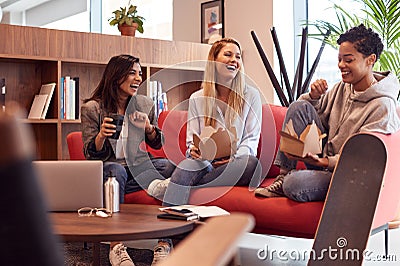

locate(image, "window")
[[307, 0, 364, 88], [44, 12, 90, 32], [101, 0, 173, 40], [42, 0, 173, 40], [273, 0, 365, 100]]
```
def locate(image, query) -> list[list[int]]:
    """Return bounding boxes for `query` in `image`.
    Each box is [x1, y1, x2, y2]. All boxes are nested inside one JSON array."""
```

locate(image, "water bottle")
[[104, 171, 120, 213]]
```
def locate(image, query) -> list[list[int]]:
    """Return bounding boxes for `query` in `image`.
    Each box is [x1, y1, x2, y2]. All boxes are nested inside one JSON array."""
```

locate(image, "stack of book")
[[157, 208, 199, 221], [157, 205, 229, 221], [0, 78, 5, 112], [149, 80, 168, 117], [60, 76, 80, 119]]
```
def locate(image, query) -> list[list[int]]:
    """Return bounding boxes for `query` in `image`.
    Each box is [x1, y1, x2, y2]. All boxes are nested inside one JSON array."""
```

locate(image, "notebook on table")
[[32, 160, 103, 211]]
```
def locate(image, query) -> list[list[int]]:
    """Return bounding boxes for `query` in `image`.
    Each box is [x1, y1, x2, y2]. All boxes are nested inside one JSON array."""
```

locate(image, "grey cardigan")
[[80, 95, 163, 167]]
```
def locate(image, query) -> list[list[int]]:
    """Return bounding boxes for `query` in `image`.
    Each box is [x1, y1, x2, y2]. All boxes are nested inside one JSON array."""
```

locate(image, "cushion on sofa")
[[144, 110, 188, 165], [188, 182, 323, 238], [124, 190, 161, 205]]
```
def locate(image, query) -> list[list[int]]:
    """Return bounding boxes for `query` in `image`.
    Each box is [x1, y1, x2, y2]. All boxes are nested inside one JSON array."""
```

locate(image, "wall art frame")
[[201, 0, 224, 44]]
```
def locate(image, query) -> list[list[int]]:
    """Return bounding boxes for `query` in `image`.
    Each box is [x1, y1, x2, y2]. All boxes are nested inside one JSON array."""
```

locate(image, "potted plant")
[[109, 3, 145, 37], [305, 0, 400, 95]]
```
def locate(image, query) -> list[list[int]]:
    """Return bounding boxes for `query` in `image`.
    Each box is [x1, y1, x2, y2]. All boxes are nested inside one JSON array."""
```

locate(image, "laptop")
[[32, 160, 103, 211]]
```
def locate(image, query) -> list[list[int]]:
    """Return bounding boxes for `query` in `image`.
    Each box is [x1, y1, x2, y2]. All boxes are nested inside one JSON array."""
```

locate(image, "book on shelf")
[[60, 76, 79, 119], [149, 80, 168, 117], [27, 82, 56, 119], [157, 205, 230, 221], [73, 77, 80, 119], [28, 94, 48, 119], [0, 77, 5, 111], [64, 76, 71, 119], [60, 76, 64, 118], [38, 82, 56, 119]]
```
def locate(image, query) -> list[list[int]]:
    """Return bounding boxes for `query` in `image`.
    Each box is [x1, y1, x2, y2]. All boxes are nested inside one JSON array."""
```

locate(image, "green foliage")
[[109, 4, 145, 33], [305, 0, 400, 84]]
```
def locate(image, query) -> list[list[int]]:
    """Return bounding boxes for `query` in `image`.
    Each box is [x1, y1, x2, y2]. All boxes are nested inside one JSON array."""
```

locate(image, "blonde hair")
[[202, 38, 245, 127]]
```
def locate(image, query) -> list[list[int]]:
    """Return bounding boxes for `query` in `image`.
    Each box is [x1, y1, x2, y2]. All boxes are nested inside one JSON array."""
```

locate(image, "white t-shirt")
[[115, 121, 127, 159]]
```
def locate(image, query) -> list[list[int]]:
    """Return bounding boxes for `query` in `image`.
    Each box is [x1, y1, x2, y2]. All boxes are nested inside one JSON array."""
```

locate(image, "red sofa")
[[68, 104, 400, 239], [125, 104, 322, 238]]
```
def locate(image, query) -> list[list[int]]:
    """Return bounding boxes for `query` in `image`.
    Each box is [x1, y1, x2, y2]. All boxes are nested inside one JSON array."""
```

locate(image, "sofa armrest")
[[369, 131, 400, 229]]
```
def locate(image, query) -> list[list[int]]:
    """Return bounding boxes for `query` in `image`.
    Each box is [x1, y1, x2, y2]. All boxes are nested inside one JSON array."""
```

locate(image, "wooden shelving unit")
[[0, 24, 210, 160]]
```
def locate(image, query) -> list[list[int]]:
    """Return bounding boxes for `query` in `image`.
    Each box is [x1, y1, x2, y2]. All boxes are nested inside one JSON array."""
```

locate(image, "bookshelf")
[[0, 24, 210, 160]]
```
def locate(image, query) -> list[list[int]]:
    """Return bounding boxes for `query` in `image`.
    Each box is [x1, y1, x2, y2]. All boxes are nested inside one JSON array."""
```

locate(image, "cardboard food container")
[[193, 126, 237, 161], [279, 119, 326, 158]]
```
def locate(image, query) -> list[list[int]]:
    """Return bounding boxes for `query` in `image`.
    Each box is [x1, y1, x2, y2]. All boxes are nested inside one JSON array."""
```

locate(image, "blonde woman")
[[148, 38, 262, 205], [146, 37, 263, 265]]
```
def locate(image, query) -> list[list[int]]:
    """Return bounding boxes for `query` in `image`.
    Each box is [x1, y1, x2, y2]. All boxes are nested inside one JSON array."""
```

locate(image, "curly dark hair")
[[337, 24, 383, 62]]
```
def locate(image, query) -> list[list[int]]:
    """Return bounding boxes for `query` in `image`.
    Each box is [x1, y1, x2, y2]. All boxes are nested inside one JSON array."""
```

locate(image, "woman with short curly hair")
[[255, 24, 400, 202]]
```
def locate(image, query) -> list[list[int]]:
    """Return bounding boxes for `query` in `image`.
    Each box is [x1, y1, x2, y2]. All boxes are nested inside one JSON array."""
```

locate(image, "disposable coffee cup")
[[109, 114, 124, 139]]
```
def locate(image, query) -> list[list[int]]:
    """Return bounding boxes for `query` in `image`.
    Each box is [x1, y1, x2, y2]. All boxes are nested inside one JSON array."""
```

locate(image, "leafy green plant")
[[305, 0, 400, 83], [109, 4, 145, 33]]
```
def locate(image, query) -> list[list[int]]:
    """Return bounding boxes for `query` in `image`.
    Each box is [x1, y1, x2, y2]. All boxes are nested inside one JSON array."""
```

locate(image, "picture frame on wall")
[[201, 0, 224, 44]]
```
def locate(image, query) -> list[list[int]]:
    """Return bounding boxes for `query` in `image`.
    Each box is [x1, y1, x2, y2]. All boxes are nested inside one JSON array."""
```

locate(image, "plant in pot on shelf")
[[109, 3, 145, 37]]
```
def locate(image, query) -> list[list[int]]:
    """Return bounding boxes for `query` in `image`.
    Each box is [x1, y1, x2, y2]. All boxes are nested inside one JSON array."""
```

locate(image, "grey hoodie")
[[299, 71, 400, 170]]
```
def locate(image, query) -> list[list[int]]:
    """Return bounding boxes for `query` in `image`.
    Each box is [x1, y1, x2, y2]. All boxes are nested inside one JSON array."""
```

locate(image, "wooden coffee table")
[[50, 204, 196, 265]]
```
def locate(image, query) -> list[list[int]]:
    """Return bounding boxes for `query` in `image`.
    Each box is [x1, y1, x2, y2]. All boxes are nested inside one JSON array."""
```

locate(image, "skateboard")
[[308, 133, 387, 265]]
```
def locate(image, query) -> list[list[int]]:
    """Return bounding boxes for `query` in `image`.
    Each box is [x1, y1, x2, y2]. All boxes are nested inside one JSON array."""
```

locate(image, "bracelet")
[[145, 125, 156, 135]]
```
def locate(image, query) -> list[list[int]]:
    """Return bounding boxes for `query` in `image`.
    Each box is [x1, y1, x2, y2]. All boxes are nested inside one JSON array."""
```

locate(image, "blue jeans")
[[162, 155, 262, 206], [103, 158, 175, 203], [274, 100, 331, 202]]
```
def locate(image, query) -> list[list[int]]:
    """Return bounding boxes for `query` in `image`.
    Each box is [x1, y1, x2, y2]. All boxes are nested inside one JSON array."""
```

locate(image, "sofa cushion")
[[145, 110, 188, 165], [258, 104, 286, 177], [124, 190, 161, 205], [189, 183, 323, 238]]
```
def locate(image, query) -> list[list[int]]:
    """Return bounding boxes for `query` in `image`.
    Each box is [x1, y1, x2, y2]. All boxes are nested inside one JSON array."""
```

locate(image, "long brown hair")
[[202, 38, 245, 127], [84, 54, 140, 113]]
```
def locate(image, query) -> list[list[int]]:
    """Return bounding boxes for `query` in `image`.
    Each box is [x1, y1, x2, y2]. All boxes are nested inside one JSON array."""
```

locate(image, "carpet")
[[62, 242, 153, 266]]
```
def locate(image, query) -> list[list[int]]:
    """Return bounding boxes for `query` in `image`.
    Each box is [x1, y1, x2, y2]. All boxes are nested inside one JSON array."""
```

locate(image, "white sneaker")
[[147, 179, 170, 199], [151, 242, 172, 265], [109, 243, 135, 266]]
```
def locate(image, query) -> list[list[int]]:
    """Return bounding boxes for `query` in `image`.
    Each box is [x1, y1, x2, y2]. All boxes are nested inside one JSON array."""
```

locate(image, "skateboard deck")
[[308, 133, 387, 265]]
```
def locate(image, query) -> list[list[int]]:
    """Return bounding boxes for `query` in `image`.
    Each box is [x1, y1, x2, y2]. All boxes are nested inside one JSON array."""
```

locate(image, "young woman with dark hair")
[[81, 54, 175, 266]]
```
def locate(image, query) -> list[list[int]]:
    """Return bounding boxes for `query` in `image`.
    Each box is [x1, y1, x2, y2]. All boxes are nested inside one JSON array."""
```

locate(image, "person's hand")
[[309, 79, 328, 99], [212, 158, 230, 168], [285, 152, 328, 168], [189, 145, 202, 159], [98, 116, 116, 139], [129, 111, 152, 132]]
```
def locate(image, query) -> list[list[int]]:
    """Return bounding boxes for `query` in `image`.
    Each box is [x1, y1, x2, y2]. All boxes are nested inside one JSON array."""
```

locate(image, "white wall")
[[173, 0, 274, 103], [173, 0, 203, 43], [25, 0, 87, 26]]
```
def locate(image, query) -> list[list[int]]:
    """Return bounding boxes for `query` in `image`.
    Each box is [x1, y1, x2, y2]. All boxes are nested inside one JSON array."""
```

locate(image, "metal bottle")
[[104, 171, 119, 213]]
